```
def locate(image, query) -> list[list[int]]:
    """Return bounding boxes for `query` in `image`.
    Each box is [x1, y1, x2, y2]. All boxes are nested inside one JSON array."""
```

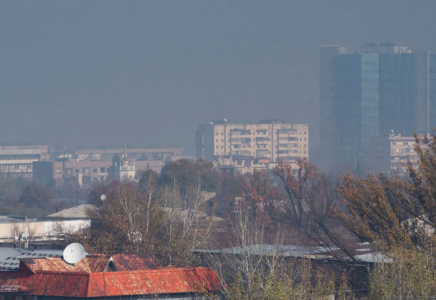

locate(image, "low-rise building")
[[214, 156, 278, 174], [0, 250, 224, 299], [35, 145, 188, 187], [0, 219, 90, 244]]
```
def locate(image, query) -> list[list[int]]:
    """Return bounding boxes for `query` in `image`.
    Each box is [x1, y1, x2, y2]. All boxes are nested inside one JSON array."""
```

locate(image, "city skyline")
[[2, 1, 436, 158]]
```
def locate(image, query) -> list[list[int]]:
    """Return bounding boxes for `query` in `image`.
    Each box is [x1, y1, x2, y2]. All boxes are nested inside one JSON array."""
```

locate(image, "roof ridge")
[[88, 266, 212, 276], [33, 270, 90, 275]]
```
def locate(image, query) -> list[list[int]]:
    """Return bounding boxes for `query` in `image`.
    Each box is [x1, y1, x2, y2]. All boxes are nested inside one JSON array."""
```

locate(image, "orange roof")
[[22, 255, 111, 274], [111, 253, 156, 271], [0, 263, 223, 297], [21, 253, 157, 274]]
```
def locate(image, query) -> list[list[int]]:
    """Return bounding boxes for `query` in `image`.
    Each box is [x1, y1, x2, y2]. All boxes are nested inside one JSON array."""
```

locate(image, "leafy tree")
[[275, 158, 318, 228], [19, 182, 55, 218], [368, 242, 436, 299], [334, 134, 436, 249], [159, 159, 219, 197], [76, 182, 159, 254], [333, 133, 436, 297]]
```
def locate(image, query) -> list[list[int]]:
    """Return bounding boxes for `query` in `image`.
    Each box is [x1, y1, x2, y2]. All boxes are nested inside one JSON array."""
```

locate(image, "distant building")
[[53, 147, 184, 162], [34, 144, 187, 187], [34, 160, 112, 187], [214, 156, 278, 174], [369, 132, 429, 173], [0, 145, 48, 178], [319, 43, 436, 169], [196, 119, 309, 163]]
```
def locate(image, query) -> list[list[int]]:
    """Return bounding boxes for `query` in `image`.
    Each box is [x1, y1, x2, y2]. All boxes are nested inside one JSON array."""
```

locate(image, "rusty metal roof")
[[0, 264, 223, 297], [21, 254, 157, 274], [86, 268, 223, 297], [22, 255, 111, 274], [111, 253, 156, 271]]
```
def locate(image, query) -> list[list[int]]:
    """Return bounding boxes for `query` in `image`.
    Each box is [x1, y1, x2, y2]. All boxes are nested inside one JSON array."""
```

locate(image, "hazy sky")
[[1, 1, 436, 157]]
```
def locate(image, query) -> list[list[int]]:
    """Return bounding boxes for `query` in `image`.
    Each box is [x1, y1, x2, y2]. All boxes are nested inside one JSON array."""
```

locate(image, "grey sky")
[[1, 1, 435, 157]]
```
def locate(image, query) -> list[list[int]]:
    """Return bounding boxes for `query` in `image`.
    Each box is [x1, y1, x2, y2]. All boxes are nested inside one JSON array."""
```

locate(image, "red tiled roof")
[[0, 262, 223, 297]]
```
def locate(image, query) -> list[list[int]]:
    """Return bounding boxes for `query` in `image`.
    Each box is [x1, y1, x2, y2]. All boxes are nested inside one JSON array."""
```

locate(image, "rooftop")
[[0, 252, 223, 297], [46, 204, 96, 220]]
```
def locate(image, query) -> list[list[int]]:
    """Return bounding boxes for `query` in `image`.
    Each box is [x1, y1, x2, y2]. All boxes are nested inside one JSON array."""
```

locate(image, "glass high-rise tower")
[[319, 43, 434, 169]]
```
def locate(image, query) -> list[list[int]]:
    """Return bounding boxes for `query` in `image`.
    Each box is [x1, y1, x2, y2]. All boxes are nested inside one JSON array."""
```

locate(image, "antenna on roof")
[[63, 243, 85, 265]]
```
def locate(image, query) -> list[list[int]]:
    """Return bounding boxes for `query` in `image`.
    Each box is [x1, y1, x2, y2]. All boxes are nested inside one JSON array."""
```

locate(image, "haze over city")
[[2, 2, 436, 299], [2, 0, 436, 157]]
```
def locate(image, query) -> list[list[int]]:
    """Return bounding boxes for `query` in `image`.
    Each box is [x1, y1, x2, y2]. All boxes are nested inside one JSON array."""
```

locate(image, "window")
[[100, 167, 105, 173], [93, 169, 98, 173], [75, 169, 79, 173]]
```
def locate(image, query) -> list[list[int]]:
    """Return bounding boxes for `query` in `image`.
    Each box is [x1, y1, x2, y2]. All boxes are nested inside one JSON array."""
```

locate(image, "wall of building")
[[196, 120, 308, 163], [369, 133, 428, 174], [0, 149, 43, 178], [0, 219, 90, 242]]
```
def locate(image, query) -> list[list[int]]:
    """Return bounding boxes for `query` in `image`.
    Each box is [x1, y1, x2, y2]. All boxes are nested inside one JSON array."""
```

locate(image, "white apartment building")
[[196, 119, 309, 162]]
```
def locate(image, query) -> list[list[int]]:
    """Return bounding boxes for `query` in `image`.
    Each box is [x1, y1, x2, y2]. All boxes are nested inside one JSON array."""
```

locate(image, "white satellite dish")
[[100, 194, 107, 201], [63, 243, 86, 265]]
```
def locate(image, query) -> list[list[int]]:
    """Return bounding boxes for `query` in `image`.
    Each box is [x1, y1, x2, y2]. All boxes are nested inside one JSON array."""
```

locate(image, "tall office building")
[[320, 43, 435, 169], [196, 119, 308, 163]]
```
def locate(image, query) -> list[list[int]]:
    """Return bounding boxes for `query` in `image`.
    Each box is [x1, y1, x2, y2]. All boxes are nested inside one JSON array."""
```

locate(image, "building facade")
[[319, 43, 436, 169], [34, 146, 188, 187], [196, 119, 308, 163], [0, 146, 48, 178], [369, 132, 428, 174]]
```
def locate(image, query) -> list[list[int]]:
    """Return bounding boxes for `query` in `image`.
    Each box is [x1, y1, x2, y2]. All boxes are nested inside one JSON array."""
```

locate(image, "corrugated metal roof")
[[21, 254, 157, 273], [23, 255, 111, 274], [0, 149, 41, 156], [86, 268, 223, 297], [0, 248, 64, 271], [111, 254, 156, 271], [0, 264, 223, 297]]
